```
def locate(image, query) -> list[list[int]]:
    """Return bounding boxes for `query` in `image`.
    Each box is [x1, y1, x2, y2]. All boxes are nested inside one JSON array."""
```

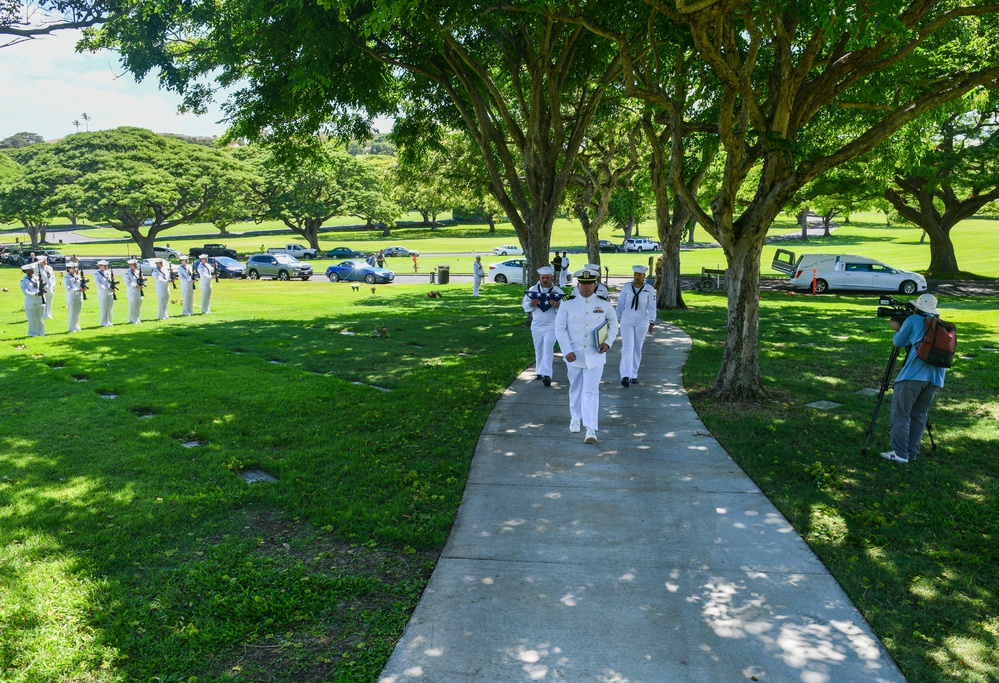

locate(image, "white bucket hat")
[[911, 293, 939, 316]]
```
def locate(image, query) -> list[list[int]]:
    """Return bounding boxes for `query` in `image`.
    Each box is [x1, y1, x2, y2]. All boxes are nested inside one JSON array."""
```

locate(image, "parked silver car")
[[246, 253, 313, 280]]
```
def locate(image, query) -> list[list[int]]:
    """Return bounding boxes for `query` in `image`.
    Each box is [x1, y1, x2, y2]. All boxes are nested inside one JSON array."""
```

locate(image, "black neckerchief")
[[630, 282, 642, 310]]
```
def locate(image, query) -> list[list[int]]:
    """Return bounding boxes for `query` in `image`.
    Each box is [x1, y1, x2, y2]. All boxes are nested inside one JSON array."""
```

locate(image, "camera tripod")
[[861, 345, 935, 455]]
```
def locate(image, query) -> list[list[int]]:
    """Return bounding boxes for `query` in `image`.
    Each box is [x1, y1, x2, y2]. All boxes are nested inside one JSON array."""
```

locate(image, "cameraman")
[[883, 294, 947, 464]]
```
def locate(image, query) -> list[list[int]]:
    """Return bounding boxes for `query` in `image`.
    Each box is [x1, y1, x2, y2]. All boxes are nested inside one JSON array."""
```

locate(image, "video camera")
[[876, 295, 915, 324]]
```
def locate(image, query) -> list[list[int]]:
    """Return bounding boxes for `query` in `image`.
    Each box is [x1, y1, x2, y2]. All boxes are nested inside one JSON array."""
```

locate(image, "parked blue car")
[[325, 260, 395, 284]]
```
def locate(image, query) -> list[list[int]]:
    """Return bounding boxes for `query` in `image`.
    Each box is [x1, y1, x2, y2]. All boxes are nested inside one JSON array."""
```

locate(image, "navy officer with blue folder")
[[555, 267, 618, 444]]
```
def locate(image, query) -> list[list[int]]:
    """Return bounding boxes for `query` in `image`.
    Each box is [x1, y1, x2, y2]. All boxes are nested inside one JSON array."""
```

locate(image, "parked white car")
[[487, 258, 527, 284], [772, 249, 928, 294], [492, 244, 524, 256], [623, 237, 660, 252]]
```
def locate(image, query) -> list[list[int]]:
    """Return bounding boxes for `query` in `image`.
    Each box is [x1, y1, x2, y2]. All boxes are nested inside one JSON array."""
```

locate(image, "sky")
[[0, 30, 232, 141]]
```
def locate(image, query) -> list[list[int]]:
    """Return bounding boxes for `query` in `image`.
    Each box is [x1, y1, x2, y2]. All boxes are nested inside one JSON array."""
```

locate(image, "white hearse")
[[771, 249, 927, 294]]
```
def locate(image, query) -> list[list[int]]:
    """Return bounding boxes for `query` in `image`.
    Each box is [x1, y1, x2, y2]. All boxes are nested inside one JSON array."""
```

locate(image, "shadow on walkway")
[[380, 324, 906, 683]]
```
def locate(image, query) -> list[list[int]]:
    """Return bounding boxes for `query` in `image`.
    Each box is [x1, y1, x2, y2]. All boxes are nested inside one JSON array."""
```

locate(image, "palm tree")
[[81, 113, 91, 131], [72, 119, 80, 133]]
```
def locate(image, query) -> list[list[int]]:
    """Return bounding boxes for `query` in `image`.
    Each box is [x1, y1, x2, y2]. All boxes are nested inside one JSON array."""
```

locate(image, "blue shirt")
[[894, 313, 946, 387]]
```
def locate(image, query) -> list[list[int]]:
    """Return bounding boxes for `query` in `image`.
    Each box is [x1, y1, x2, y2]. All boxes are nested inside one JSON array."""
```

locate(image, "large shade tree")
[[12, 128, 252, 256], [573, 0, 999, 399], [85, 0, 624, 275]]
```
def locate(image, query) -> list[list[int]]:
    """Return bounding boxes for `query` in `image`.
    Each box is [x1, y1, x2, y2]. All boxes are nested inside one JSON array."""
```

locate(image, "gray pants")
[[890, 380, 937, 461]]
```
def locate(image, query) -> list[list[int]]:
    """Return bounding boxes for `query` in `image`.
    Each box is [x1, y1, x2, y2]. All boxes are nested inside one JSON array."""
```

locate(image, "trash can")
[[437, 265, 450, 284]]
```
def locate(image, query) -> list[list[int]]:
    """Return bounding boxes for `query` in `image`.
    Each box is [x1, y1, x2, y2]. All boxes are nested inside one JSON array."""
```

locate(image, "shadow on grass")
[[0, 286, 534, 681], [677, 294, 999, 683]]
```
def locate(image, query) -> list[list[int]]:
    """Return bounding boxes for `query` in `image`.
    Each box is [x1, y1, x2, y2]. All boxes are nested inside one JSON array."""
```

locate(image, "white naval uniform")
[[177, 263, 195, 315], [616, 281, 657, 381], [151, 266, 170, 319], [40, 264, 56, 319], [521, 281, 564, 380], [93, 269, 115, 326], [123, 268, 143, 323], [64, 272, 83, 332], [555, 292, 618, 431], [197, 261, 214, 313], [472, 260, 485, 297], [21, 274, 45, 337], [559, 256, 570, 286]]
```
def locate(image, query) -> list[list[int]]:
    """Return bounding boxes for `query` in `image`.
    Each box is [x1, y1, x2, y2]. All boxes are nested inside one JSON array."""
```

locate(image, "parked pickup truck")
[[266, 244, 319, 259], [189, 243, 238, 258]]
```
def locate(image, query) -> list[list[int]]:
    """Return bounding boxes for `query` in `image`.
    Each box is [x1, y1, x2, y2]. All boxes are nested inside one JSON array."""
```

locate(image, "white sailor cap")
[[179, 254, 189, 260], [21, 263, 35, 271], [36, 254, 47, 261], [198, 254, 208, 259], [632, 265, 649, 274], [153, 257, 164, 263], [127, 258, 138, 265], [574, 268, 598, 283], [537, 266, 554, 275], [97, 260, 109, 266], [584, 263, 601, 272], [66, 261, 79, 268]]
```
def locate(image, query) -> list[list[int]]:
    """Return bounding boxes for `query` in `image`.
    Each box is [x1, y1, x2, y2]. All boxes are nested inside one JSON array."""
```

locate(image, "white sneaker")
[[569, 419, 581, 433], [584, 429, 597, 444], [880, 451, 909, 464]]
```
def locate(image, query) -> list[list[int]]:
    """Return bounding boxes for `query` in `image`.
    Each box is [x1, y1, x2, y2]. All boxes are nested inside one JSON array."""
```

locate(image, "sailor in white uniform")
[[521, 266, 564, 386], [472, 255, 485, 297], [20, 263, 46, 337], [64, 261, 84, 332], [584, 262, 610, 298], [123, 259, 144, 324], [616, 265, 657, 387], [151, 257, 171, 319], [93, 260, 115, 326], [197, 254, 214, 314], [36, 255, 56, 319], [177, 255, 195, 316], [555, 268, 618, 443]]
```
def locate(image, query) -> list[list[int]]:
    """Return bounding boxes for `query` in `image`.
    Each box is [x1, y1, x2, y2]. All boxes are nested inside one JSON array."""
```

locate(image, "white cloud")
[[0, 30, 230, 140]]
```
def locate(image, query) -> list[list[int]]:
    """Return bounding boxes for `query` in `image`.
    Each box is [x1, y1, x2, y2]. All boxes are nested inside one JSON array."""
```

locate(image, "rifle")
[[136, 270, 147, 298], [78, 267, 89, 301], [169, 265, 178, 289], [108, 268, 119, 300], [36, 271, 47, 306]]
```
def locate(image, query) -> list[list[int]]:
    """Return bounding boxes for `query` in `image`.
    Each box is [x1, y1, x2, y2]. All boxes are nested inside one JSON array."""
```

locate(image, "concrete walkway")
[[380, 323, 905, 683]]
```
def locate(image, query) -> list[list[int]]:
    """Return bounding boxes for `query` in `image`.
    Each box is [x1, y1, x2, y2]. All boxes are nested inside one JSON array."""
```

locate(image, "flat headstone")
[[100, 393, 118, 399], [340, 330, 356, 336], [855, 388, 880, 397], [238, 469, 278, 484], [269, 360, 283, 364], [139, 414, 156, 420], [959, 356, 975, 360], [983, 347, 997, 352], [182, 441, 202, 448], [805, 400, 841, 410]]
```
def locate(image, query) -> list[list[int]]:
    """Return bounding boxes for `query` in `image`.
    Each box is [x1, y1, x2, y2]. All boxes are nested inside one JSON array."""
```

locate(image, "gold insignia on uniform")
[[594, 308, 604, 313]]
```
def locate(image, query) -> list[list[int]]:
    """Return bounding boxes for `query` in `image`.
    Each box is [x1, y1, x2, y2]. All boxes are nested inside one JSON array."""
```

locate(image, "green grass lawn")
[[8, 212, 998, 279], [2, 241, 997, 682], [674, 291, 999, 683]]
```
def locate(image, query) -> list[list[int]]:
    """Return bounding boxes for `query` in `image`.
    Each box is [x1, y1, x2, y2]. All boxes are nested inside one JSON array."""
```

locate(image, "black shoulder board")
[[564, 295, 576, 300], [597, 295, 610, 301]]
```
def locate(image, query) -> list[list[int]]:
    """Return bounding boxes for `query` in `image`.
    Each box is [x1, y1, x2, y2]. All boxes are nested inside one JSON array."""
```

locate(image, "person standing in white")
[[37, 255, 56, 319], [64, 261, 84, 332], [151, 258, 171, 319], [93, 260, 115, 326], [177, 255, 195, 316], [555, 268, 617, 443], [472, 255, 485, 296], [197, 254, 214, 314], [20, 263, 46, 337], [123, 259, 144, 324], [522, 266, 563, 386], [616, 265, 657, 387], [559, 251, 570, 287]]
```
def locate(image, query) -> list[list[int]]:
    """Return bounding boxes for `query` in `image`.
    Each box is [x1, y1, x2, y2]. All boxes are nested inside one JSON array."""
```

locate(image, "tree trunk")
[[919, 230, 927, 244], [797, 208, 809, 240], [687, 219, 695, 244], [381, 224, 391, 237], [713, 238, 767, 400], [23, 220, 41, 248], [927, 234, 959, 273], [622, 214, 636, 242], [487, 215, 496, 233], [648, 141, 685, 310], [420, 210, 430, 225], [133, 231, 157, 259]]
